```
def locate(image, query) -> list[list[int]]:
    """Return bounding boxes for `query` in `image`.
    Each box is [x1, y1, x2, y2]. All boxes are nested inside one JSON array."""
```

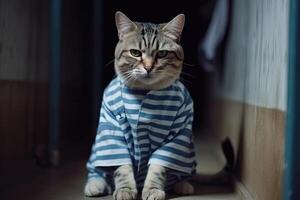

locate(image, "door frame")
[[284, 0, 300, 199]]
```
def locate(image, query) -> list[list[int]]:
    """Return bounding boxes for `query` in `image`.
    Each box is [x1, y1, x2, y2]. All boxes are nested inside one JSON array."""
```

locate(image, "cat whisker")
[[122, 72, 137, 85], [157, 71, 193, 84], [180, 71, 195, 78], [120, 72, 130, 77], [121, 72, 132, 77], [179, 77, 193, 84], [122, 76, 132, 85], [182, 62, 200, 67], [121, 71, 134, 77], [158, 72, 178, 78], [122, 74, 134, 82], [121, 73, 133, 81], [105, 59, 115, 68]]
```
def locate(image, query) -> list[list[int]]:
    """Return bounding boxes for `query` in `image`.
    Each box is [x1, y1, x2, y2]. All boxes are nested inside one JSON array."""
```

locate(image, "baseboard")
[[235, 179, 255, 200]]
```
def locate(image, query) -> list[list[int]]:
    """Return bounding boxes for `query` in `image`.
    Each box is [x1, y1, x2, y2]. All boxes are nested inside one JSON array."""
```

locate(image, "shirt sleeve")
[[87, 91, 132, 171], [148, 93, 196, 174]]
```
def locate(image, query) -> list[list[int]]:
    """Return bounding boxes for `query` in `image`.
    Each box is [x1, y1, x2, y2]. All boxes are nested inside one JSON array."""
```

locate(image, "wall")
[[0, 0, 49, 166], [217, 0, 288, 199], [0, 0, 96, 167]]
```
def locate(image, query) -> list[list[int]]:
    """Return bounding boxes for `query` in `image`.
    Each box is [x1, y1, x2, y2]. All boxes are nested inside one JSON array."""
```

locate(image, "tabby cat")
[[84, 12, 196, 200]]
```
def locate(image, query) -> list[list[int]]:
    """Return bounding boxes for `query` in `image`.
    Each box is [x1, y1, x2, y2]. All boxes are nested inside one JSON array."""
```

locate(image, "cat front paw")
[[113, 188, 138, 200], [142, 188, 165, 200], [84, 178, 110, 197]]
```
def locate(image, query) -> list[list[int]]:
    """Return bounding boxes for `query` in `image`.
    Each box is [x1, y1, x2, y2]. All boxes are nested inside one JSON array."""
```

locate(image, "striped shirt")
[[87, 77, 196, 189]]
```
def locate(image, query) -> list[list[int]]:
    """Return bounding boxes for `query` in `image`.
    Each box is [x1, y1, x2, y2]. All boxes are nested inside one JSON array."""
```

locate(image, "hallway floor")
[[1, 137, 239, 200]]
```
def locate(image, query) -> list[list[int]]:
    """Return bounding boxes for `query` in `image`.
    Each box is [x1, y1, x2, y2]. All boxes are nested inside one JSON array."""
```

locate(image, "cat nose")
[[144, 66, 153, 74], [143, 56, 154, 74]]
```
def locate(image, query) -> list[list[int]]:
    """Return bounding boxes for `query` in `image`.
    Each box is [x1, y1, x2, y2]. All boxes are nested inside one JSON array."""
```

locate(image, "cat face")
[[114, 12, 185, 90]]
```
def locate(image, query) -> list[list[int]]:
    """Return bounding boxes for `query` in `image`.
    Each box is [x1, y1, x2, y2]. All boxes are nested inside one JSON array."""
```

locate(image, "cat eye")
[[130, 49, 142, 57], [157, 50, 169, 58]]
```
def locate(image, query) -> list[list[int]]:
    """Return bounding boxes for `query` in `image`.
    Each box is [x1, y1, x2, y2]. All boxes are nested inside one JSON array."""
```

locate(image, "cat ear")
[[162, 14, 185, 41], [115, 11, 137, 39]]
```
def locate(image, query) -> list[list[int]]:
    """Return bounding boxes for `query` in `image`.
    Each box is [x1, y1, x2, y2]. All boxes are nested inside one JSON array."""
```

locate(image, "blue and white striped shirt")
[[87, 77, 196, 188]]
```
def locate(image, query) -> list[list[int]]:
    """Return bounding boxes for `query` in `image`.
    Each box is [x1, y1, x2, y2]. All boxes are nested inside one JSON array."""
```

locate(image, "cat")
[[84, 11, 196, 200]]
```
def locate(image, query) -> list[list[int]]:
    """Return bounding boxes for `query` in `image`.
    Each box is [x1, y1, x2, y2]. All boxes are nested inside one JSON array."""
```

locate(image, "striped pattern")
[[87, 77, 196, 188], [140, 23, 159, 50]]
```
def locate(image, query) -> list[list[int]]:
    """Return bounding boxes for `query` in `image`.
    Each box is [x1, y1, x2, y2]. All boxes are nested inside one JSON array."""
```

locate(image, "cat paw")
[[84, 178, 109, 197], [142, 188, 165, 200], [113, 188, 138, 200], [173, 181, 194, 195]]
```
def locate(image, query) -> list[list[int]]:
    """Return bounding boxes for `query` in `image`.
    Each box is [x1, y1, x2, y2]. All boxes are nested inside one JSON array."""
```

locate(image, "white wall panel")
[[221, 0, 288, 111]]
